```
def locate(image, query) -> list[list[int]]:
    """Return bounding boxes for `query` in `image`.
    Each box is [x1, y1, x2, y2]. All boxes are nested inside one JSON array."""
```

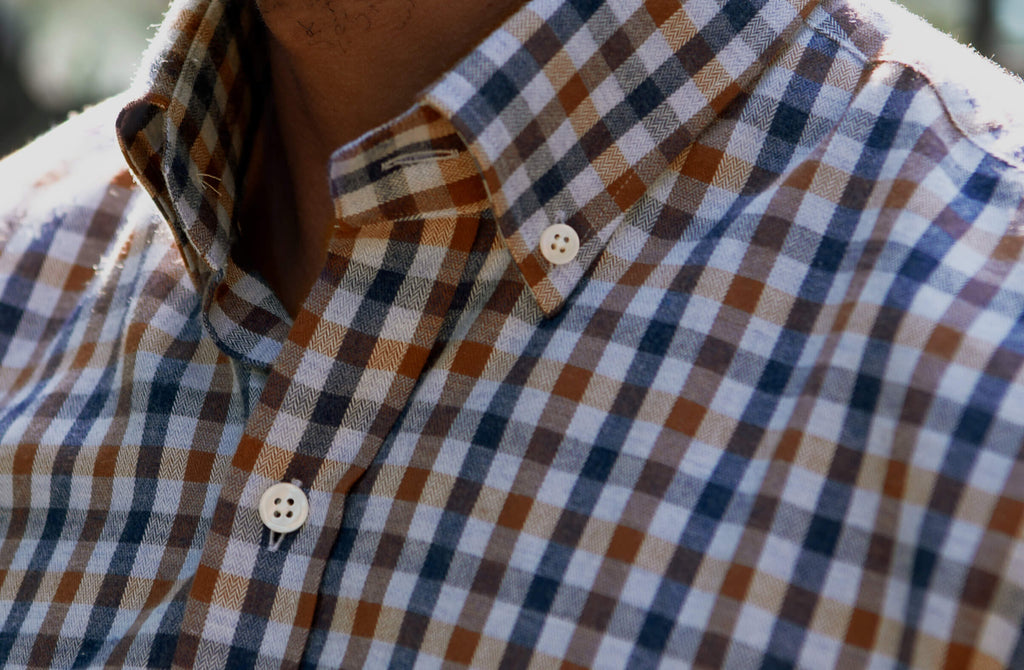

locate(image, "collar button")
[[540, 223, 580, 265]]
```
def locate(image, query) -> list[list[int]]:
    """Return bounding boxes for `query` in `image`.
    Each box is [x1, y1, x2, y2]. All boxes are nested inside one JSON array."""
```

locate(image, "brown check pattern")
[[2, 0, 1024, 667]]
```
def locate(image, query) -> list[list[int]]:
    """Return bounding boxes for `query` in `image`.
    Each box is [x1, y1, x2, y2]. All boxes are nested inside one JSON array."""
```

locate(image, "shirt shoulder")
[[0, 95, 137, 228], [822, 0, 1024, 171], [0, 95, 167, 369]]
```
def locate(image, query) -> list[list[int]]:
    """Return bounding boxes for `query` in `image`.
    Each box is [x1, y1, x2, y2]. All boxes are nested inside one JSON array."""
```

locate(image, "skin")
[[241, 0, 527, 316]]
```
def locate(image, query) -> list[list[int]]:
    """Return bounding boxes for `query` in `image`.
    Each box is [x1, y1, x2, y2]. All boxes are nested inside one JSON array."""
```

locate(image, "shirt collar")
[[117, 0, 817, 317], [117, 0, 267, 288]]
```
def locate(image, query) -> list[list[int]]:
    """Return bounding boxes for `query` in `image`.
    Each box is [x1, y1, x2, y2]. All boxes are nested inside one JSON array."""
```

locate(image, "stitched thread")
[[382, 148, 460, 170]]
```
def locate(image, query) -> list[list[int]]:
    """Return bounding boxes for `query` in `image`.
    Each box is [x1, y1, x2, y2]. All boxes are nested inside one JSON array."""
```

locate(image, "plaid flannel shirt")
[[2, 0, 1024, 666]]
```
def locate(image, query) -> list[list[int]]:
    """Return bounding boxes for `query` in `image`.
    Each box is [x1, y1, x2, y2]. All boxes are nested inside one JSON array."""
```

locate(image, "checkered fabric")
[[2, 0, 1024, 666]]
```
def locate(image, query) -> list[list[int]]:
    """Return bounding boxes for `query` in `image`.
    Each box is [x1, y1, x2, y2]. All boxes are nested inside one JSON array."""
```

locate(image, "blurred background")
[[1, 0, 1023, 157]]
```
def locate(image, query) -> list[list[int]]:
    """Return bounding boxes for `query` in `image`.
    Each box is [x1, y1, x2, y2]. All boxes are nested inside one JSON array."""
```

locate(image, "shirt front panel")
[[168, 105, 495, 668], [300, 6, 1024, 668]]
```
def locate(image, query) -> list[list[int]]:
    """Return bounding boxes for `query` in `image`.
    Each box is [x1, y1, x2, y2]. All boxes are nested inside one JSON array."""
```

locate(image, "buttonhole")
[[382, 148, 460, 170]]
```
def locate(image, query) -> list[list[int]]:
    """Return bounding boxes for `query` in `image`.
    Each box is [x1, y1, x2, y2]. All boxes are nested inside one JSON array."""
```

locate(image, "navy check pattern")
[[2, 0, 1024, 667]]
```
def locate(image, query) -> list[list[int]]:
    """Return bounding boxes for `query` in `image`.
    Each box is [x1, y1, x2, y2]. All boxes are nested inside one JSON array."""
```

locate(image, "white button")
[[259, 483, 309, 533], [539, 223, 580, 265]]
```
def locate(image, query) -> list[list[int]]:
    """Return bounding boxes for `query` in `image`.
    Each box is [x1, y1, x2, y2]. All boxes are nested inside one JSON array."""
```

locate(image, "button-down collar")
[[116, 0, 818, 321], [427, 0, 817, 313]]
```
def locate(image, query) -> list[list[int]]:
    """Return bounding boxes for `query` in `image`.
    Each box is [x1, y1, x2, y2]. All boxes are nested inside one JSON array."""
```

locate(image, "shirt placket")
[[172, 107, 489, 668]]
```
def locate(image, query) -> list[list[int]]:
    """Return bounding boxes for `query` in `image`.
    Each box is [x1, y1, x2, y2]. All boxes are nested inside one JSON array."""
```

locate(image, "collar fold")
[[117, 0, 267, 290]]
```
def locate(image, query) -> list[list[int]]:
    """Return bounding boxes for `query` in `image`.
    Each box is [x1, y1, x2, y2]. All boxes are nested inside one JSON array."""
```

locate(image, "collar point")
[[514, 252, 569, 318]]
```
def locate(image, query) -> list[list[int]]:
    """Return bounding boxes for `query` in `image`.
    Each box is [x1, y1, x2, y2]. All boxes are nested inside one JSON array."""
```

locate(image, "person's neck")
[[242, 0, 526, 317]]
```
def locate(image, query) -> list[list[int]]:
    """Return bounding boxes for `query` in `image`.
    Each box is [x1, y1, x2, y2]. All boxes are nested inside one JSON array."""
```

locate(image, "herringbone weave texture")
[[1, 0, 1024, 667]]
